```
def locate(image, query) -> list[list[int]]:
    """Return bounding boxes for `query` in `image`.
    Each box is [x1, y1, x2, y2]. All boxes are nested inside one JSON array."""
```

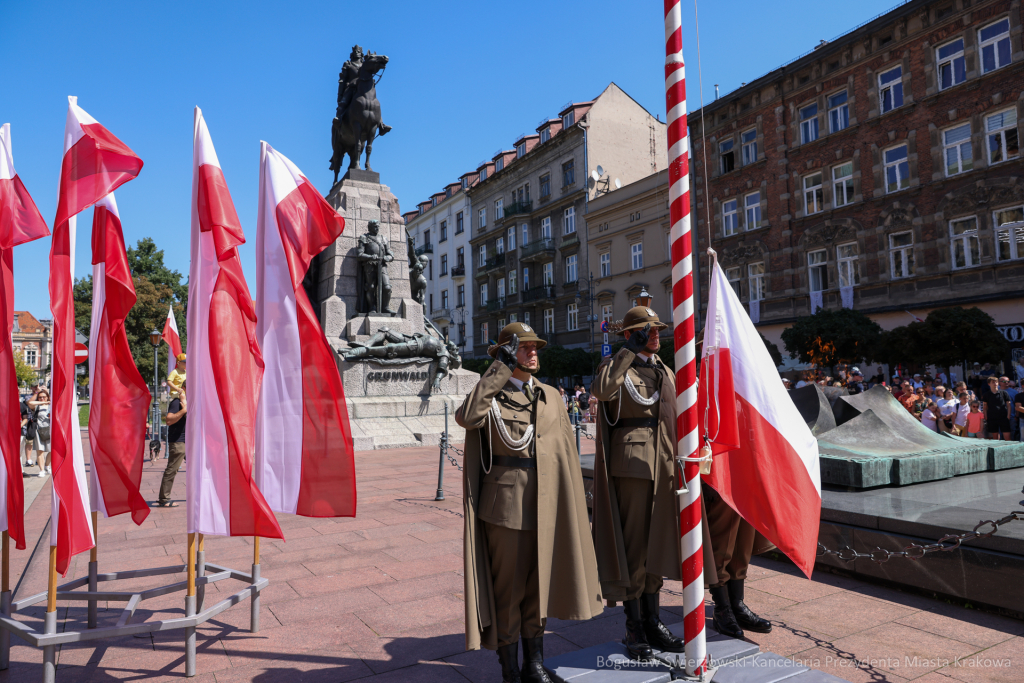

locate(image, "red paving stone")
[[0, 439, 1020, 682]]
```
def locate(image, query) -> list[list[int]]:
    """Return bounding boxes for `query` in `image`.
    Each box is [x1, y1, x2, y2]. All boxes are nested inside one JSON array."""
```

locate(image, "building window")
[[562, 110, 575, 128], [458, 322, 465, 343], [423, 229, 430, 248], [508, 269, 517, 294], [980, 18, 1011, 74], [567, 303, 579, 331], [828, 91, 849, 133], [832, 163, 854, 207], [986, 109, 1018, 165], [429, 259, 433, 281], [457, 284, 465, 307], [544, 308, 555, 333], [541, 216, 551, 239], [631, 242, 643, 270], [479, 168, 488, 182], [600, 252, 610, 277], [808, 250, 827, 292], [602, 304, 613, 323], [803, 173, 823, 214], [497, 278, 505, 300], [440, 253, 448, 275], [457, 246, 465, 268], [884, 145, 909, 193], [480, 283, 488, 305], [440, 220, 448, 242], [562, 159, 575, 187], [461, 177, 468, 191], [941, 123, 973, 177], [516, 142, 526, 158], [456, 211, 464, 234], [523, 311, 530, 327], [25, 347, 36, 366], [479, 245, 486, 268], [523, 267, 530, 291], [879, 66, 903, 114], [495, 198, 504, 220], [741, 129, 757, 165], [950, 217, 980, 269], [994, 207, 1024, 261], [441, 289, 449, 308], [540, 174, 550, 198], [937, 39, 966, 90], [496, 157, 504, 172], [496, 237, 505, 254], [726, 267, 741, 297], [509, 313, 517, 323], [719, 139, 735, 174], [722, 199, 738, 236], [800, 103, 819, 144], [543, 262, 553, 285], [889, 232, 915, 278], [748, 262, 765, 301], [837, 243, 860, 287], [744, 192, 761, 229], [481, 322, 489, 344], [565, 254, 578, 283], [479, 207, 486, 229], [540, 127, 550, 143], [521, 223, 529, 246], [507, 226, 516, 251], [564, 206, 576, 234]]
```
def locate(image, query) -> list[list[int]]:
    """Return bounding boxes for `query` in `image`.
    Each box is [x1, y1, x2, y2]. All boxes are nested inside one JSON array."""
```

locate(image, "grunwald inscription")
[[368, 370, 431, 382]]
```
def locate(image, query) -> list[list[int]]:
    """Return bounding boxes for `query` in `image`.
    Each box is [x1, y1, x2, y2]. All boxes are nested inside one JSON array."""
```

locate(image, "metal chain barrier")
[[817, 510, 1024, 563]]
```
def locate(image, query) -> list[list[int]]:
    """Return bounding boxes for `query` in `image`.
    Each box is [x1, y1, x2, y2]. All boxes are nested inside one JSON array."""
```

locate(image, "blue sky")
[[4, 0, 900, 320]]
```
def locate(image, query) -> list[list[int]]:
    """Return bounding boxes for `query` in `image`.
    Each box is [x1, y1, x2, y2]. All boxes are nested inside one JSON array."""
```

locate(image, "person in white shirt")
[[912, 374, 924, 389], [920, 400, 941, 432], [953, 392, 971, 435]]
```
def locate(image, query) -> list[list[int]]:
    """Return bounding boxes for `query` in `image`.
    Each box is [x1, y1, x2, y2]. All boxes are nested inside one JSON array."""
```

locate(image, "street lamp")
[[149, 329, 162, 459]]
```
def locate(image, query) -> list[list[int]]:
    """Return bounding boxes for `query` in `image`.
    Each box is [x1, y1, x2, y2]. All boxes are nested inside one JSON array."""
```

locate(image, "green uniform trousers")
[[612, 476, 664, 600], [484, 522, 546, 647]]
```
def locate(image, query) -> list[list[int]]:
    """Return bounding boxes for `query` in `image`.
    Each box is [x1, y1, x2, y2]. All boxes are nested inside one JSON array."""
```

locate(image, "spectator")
[[577, 385, 591, 423], [899, 381, 918, 415], [953, 391, 971, 436], [847, 368, 865, 395], [921, 400, 941, 432], [28, 389, 51, 477], [981, 377, 1012, 440], [782, 378, 792, 390], [159, 381, 187, 507], [558, 385, 567, 408], [20, 394, 36, 471], [1015, 384, 1024, 443], [912, 374, 924, 389], [936, 369, 948, 385], [795, 372, 812, 389], [587, 389, 598, 424], [938, 389, 957, 431], [168, 353, 186, 398], [966, 401, 984, 438], [1001, 377, 1018, 440], [568, 394, 581, 426]]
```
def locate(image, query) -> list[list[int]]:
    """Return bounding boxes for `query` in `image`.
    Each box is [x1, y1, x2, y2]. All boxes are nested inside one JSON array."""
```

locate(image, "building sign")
[[997, 324, 1024, 344]]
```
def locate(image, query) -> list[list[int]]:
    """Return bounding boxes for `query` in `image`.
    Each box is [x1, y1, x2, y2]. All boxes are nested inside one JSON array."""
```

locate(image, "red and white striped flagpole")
[[665, 0, 707, 677]]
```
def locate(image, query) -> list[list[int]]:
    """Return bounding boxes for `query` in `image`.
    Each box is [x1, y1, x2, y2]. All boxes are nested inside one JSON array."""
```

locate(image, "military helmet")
[[619, 306, 669, 335], [488, 322, 546, 357]]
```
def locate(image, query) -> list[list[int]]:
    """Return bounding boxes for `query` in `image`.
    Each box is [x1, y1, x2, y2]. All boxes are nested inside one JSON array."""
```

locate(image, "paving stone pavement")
[[0, 436, 1020, 682]]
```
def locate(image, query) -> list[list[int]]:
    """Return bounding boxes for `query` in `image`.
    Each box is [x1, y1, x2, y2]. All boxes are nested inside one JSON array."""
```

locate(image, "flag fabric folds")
[[255, 142, 356, 518], [186, 108, 283, 539], [0, 123, 50, 550], [162, 304, 182, 376], [50, 98, 142, 575], [697, 261, 821, 578], [88, 192, 151, 525]]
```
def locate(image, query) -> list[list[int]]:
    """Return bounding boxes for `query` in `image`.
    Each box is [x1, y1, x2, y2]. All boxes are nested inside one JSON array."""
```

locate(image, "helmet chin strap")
[[517, 363, 539, 374]]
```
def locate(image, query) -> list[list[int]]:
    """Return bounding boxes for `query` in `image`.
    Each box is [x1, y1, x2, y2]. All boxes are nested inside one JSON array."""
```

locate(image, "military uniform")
[[458, 323, 602, 683]]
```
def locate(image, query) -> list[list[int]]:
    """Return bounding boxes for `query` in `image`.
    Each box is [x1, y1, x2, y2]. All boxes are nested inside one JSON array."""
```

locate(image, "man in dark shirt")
[[846, 367, 865, 395], [159, 381, 187, 507], [981, 377, 1012, 441]]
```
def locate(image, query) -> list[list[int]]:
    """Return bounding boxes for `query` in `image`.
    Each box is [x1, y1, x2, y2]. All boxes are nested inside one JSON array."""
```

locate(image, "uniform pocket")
[[609, 428, 653, 478], [480, 467, 519, 523]]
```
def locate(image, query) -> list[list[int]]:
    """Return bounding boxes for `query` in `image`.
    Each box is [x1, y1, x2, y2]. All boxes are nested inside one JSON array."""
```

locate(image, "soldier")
[[458, 323, 603, 683], [354, 219, 394, 314], [591, 307, 686, 660]]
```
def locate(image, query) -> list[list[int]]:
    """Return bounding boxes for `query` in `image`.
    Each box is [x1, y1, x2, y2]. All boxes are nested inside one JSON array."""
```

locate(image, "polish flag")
[[0, 123, 50, 550], [697, 261, 821, 577], [162, 305, 182, 377], [186, 108, 283, 539], [50, 97, 143, 575], [88, 193, 151, 525], [255, 142, 356, 517]]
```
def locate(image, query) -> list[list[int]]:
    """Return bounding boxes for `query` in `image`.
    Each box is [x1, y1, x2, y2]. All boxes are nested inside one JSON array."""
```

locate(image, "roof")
[[14, 311, 44, 335]]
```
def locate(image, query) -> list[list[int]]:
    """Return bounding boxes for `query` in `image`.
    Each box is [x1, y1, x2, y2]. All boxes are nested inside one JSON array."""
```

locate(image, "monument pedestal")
[[319, 176, 478, 450]]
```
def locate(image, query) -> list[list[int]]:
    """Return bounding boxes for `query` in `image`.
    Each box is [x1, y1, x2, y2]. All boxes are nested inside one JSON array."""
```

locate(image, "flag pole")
[[0, 531, 9, 669], [250, 536, 260, 633], [195, 533, 205, 612], [43, 546, 57, 682], [664, 0, 707, 677], [88, 511, 98, 628], [185, 532, 196, 677]]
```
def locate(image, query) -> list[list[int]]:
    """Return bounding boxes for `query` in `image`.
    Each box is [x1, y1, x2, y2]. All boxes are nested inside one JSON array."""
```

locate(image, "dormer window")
[[516, 142, 526, 158], [480, 168, 488, 181], [540, 127, 550, 143], [432, 197, 438, 206], [562, 111, 575, 128], [496, 157, 504, 172], [461, 177, 468, 190]]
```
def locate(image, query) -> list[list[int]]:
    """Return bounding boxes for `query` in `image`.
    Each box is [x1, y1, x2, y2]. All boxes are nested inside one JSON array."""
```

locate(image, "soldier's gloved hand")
[[494, 334, 519, 372], [624, 323, 651, 354]]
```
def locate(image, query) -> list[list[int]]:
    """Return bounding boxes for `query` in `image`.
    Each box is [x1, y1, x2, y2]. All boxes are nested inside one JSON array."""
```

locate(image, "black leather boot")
[[727, 579, 771, 633], [521, 637, 555, 683], [708, 585, 744, 639], [496, 642, 522, 683], [639, 592, 684, 652], [622, 598, 655, 661]]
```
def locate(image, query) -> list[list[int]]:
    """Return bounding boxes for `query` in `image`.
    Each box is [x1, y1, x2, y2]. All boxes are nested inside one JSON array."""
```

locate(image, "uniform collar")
[[636, 352, 654, 365], [509, 376, 533, 391]]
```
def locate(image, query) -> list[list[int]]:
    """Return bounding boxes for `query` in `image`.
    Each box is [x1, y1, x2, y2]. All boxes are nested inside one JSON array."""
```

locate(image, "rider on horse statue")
[[336, 45, 391, 137], [330, 44, 392, 182]]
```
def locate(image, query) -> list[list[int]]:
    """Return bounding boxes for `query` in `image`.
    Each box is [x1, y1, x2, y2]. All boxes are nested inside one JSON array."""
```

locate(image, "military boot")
[[622, 598, 655, 661], [639, 592, 684, 652], [709, 586, 744, 640], [521, 637, 555, 683], [496, 642, 522, 683], [727, 579, 772, 633]]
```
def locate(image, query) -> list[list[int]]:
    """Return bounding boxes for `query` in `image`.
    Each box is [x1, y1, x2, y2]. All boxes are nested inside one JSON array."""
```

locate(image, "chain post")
[[575, 419, 581, 455], [435, 402, 448, 501]]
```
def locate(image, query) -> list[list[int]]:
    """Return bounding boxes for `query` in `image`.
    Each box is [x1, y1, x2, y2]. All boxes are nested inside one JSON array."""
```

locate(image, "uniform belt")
[[492, 455, 537, 469], [611, 417, 658, 430]]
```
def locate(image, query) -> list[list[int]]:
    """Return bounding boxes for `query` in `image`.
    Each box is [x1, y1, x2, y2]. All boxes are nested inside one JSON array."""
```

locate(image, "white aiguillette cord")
[[481, 393, 535, 474]]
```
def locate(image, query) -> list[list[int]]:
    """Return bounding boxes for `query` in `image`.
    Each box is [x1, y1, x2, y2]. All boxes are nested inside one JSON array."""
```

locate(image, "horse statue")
[[330, 51, 390, 183]]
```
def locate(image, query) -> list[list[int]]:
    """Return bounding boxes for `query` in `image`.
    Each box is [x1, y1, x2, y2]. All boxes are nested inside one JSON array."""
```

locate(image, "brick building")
[[12, 311, 51, 382], [690, 0, 1024, 376]]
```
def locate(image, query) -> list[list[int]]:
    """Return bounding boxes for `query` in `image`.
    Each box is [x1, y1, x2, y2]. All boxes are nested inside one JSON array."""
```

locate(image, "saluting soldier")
[[591, 307, 689, 660], [458, 323, 602, 683]]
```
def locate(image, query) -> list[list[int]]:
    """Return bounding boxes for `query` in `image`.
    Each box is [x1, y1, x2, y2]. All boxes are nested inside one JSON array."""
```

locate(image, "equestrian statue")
[[330, 45, 392, 183]]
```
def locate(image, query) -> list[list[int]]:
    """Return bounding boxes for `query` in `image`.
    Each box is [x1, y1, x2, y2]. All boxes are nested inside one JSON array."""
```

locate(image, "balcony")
[[415, 243, 433, 256], [558, 234, 579, 251], [451, 264, 466, 278], [486, 298, 506, 312], [519, 238, 556, 263], [503, 200, 533, 219], [522, 285, 556, 303], [430, 307, 452, 321], [563, 280, 579, 293], [482, 252, 506, 275]]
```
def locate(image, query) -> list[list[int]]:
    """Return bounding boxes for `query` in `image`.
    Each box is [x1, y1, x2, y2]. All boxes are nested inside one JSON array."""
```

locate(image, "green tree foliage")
[[537, 345, 592, 386], [760, 333, 783, 367], [461, 357, 491, 375], [73, 238, 187, 385], [872, 323, 926, 368], [13, 350, 37, 386], [875, 307, 1008, 370], [781, 308, 882, 367]]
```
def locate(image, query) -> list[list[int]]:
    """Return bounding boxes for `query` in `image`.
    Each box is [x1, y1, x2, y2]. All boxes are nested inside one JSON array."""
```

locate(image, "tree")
[[919, 307, 1008, 369], [760, 333, 783, 367], [781, 308, 882, 368], [872, 323, 926, 369], [13, 350, 37, 386]]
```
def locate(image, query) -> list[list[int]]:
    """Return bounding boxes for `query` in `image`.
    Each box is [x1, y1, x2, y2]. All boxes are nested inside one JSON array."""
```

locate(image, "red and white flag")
[[698, 261, 821, 577], [50, 97, 143, 574], [88, 192, 151, 525], [186, 108, 282, 539], [162, 304, 182, 376], [0, 122, 50, 550], [255, 142, 356, 517]]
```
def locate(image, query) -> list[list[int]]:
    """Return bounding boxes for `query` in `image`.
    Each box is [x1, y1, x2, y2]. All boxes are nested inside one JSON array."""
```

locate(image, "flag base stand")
[[0, 561, 267, 681]]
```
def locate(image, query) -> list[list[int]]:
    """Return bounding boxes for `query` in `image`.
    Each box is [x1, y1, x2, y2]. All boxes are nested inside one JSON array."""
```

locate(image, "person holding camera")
[[158, 381, 187, 507]]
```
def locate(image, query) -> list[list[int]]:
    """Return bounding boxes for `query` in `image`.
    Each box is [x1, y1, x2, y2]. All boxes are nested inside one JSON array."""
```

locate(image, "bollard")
[[42, 610, 56, 683], [575, 420, 581, 455], [435, 403, 448, 501]]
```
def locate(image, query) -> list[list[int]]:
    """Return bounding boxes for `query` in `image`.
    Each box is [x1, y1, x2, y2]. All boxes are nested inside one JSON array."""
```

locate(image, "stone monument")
[[313, 46, 478, 449]]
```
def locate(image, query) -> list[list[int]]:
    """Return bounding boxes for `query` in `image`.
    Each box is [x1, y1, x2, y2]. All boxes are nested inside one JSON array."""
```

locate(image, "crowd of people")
[[557, 383, 599, 424], [785, 363, 1023, 441], [18, 385, 52, 477]]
